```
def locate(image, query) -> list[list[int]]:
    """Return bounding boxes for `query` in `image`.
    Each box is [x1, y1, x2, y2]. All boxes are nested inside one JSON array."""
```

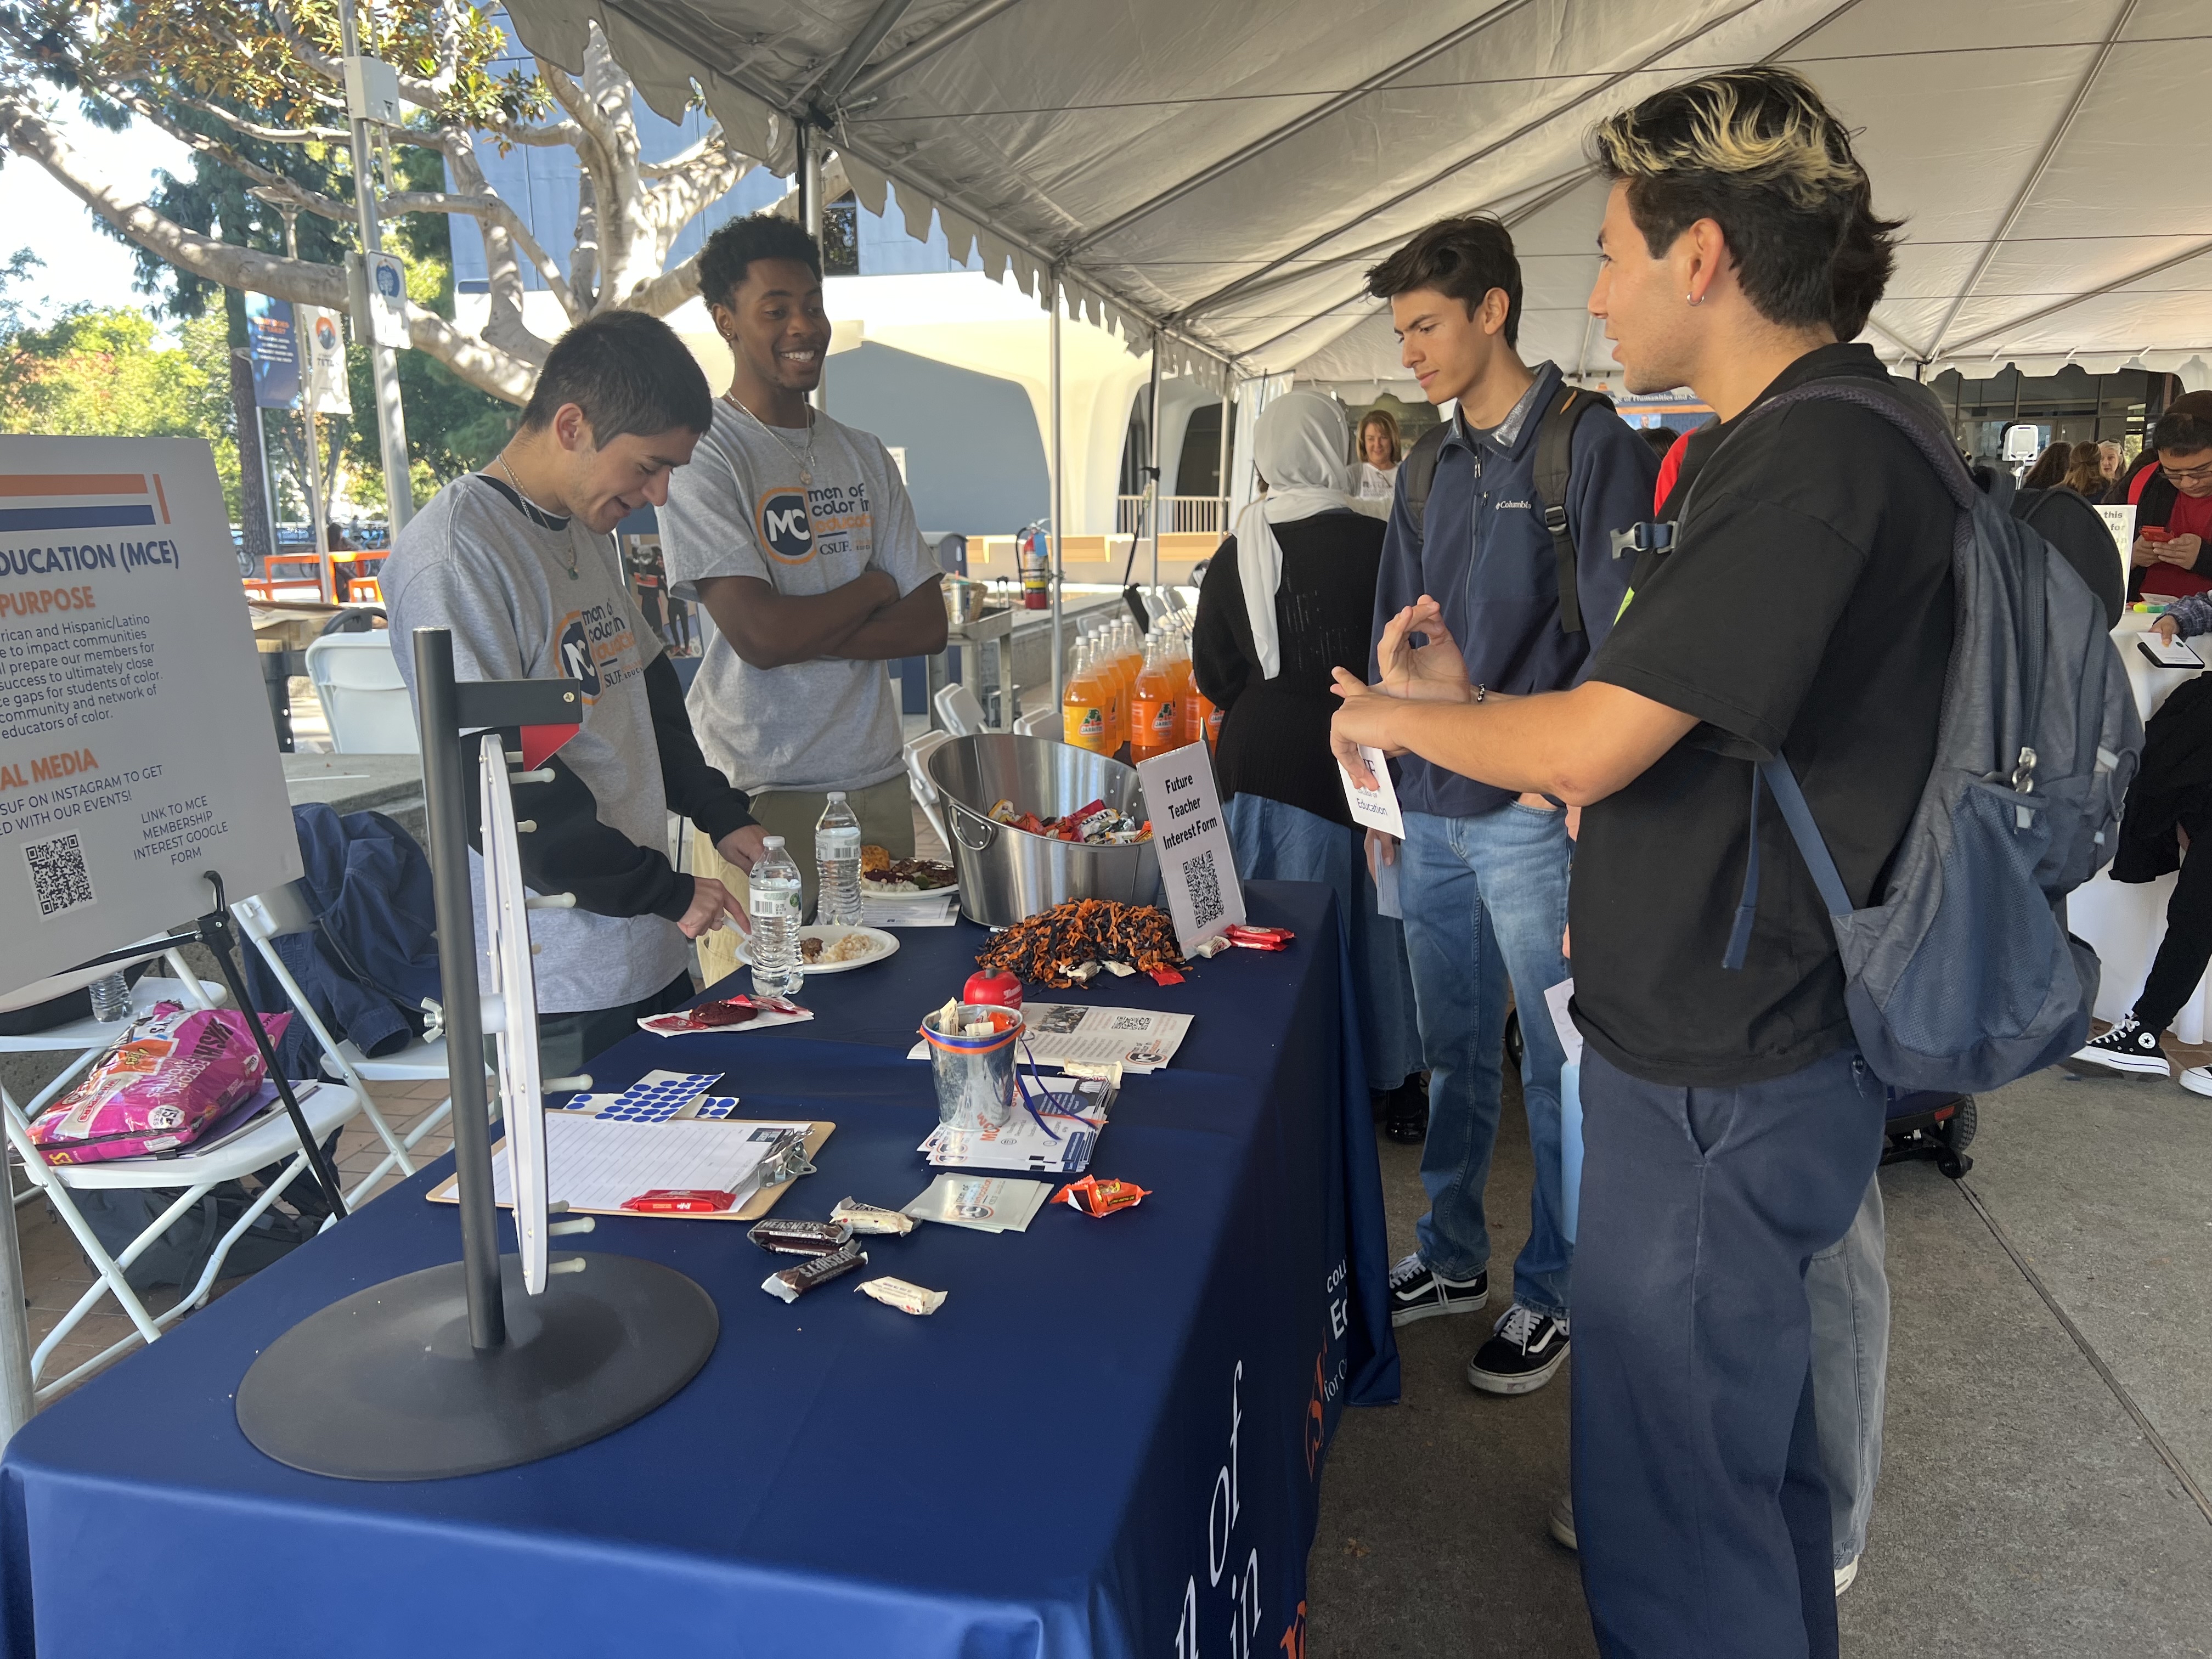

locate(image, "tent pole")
[[798, 125, 826, 413], [1048, 270, 1065, 709], [1216, 381, 1233, 537], [1146, 337, 1163, 595]]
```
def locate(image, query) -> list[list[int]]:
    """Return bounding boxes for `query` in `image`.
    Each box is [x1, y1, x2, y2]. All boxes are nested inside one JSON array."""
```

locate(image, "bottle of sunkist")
[[748, 837, 804, 997], [1131, 634, 1180, 764], [1062, 641, 1111, 754], [814, 791, 863, 926]]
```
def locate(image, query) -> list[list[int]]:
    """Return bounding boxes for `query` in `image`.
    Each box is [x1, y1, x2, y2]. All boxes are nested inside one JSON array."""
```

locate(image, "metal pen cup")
[[919, 1004, 1022, 1130]]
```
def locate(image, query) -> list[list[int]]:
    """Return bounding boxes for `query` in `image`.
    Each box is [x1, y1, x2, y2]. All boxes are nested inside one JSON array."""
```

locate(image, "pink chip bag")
[[29, 1002, 291, 1165]]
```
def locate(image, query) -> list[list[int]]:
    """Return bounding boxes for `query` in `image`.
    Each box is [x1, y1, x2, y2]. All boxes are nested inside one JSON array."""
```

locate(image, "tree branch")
[[385, 188, 578, 320], [625, 249, 701, 318], [537, 58, 614, 156], [0, 92, 538, 403], [95, 82, 355, 223]]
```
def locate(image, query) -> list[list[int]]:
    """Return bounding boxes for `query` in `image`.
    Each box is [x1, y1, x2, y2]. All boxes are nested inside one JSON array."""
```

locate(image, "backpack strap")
[[1532, 386, 1612, 634], [1398, 420, 1451, 545], [1722, 758, 1855, 970]]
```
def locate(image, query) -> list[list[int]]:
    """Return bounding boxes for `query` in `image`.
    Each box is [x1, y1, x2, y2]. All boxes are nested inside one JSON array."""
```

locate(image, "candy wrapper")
[[30, 1002, 290, 1165], [1054, 1175, 1151, 1218], [748, 1217, 854, 1256], [830, 1197, 916, 1236], [1224, 924, 1296, 952], [761, 1239, 868, 1302], [856, 1276, 946, 1316]]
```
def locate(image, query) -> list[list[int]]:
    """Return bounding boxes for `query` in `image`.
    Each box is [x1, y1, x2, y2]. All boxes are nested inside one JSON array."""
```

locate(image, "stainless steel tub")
[[924, 734, 1161, 926]]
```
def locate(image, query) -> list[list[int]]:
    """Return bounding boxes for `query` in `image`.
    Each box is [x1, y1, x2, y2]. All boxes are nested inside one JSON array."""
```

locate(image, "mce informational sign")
[[0, 436, 301, 986], [1135, 741, 1246, 955]]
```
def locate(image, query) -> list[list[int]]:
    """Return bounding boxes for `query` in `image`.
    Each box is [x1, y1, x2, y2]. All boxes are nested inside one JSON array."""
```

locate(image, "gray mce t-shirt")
[[383, 475, 691, 1015], [659, 399, 939, 795]]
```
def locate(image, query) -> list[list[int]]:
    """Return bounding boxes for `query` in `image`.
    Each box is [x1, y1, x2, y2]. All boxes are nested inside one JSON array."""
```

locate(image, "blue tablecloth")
[[0, 881, 1396, 1658]]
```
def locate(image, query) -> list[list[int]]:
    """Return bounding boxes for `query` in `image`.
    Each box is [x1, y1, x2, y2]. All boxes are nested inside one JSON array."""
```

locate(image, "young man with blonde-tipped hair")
[[1332, 68, 1936, 1656]]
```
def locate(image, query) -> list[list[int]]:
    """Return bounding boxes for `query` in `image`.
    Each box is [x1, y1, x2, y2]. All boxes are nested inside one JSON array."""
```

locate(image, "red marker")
[[621, 1189, 736, 1214]]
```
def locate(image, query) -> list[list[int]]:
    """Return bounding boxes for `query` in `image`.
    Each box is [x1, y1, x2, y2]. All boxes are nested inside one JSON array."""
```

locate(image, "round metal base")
[[235, 1252, 718, 1481]]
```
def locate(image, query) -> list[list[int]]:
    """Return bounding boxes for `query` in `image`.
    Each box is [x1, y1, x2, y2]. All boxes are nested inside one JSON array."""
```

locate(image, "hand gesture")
[[1376, 596, 1472, 702], [678, 876, 748, 939], [1330, 670, 1405, 786], [2159, 532, 2203, 569]]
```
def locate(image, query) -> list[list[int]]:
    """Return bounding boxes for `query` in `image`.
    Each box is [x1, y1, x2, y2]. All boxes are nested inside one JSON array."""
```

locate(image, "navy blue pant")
[[1571, 1045, 1887, 1658]]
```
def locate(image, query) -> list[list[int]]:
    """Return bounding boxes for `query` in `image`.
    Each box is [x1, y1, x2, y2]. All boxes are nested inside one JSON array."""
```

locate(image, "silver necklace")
[[494, 453, 579, 580], [724, 390, 817, 488]]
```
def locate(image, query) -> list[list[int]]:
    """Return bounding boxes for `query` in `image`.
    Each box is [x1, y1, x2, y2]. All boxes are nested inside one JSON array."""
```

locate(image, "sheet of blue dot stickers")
[[556, 1069, 740, 1124]]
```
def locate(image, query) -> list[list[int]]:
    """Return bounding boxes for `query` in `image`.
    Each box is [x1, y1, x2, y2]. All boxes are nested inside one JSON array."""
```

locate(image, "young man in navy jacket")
[[1363, 217, 1657, 1395]]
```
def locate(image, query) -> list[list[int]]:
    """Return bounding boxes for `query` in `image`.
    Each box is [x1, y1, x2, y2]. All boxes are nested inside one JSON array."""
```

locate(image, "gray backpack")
[[1711, 379, 2142, 1093]]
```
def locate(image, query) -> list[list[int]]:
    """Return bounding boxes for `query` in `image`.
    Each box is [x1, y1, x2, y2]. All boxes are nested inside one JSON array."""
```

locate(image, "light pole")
[[337, 0, 414, 532], [251, 190, 333, 602]]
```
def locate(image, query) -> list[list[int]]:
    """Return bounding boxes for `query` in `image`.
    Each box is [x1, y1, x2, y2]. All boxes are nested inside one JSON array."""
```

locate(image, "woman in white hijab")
[[1193, 391, 1426, 1139]]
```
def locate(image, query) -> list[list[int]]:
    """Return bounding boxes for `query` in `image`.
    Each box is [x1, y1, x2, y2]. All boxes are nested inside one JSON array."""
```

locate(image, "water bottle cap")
[[827, 790, 847, 802], [763, 834, 785, 849]]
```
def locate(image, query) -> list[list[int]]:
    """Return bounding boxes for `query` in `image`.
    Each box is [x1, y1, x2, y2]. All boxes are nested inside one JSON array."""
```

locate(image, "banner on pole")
[[300, 307, 351, 416], [364, 252, 409, 350], [0, 436, 302, 983], [244, 295, 300, 410]]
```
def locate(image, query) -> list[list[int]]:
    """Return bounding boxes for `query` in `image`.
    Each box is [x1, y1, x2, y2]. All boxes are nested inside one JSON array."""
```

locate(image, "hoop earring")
[[1686, 292, 1702, 307]]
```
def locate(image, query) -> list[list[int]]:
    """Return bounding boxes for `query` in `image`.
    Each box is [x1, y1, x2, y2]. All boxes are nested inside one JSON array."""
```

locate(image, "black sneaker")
[[2063, 1017, 2169, 1080], [1383, 1075, 1429, 1145], [1388, 1251, 1488, 1326], [1467, 1304, 1571, 1395]]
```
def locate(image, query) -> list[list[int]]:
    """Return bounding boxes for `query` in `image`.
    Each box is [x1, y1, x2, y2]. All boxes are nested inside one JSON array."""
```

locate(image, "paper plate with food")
[[734, 924, 901, 975], [859, 844, 960, 900]]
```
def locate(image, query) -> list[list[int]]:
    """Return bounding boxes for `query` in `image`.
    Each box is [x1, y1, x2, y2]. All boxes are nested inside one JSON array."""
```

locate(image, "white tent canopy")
[[503, 0, 2212, 386]]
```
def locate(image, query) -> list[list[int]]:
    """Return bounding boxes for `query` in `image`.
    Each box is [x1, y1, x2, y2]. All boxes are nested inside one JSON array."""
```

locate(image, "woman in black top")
[[1195, 391, 1424, 1136]]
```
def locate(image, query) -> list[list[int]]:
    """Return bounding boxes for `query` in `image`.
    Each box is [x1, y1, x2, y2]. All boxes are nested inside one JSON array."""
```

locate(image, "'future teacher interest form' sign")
[[1135, 741, 1245, 956], [0, 437, 300, 985]]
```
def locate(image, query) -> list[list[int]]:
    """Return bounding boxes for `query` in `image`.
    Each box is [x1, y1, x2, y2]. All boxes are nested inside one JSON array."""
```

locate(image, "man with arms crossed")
[[663, 214, 945, 969], [385, 311, 766, 1077], [1335, 69, 1942, 1657], [1362, 216, 1656, 1401]]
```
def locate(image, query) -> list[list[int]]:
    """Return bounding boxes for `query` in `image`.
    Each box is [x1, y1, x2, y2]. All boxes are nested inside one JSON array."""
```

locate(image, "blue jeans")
[[1808, 1176, 1888, 1570], [1399, 804, 1572, 1317], [1571, 1045, 1887, 1659], [1225, 794, 1423, 1092]]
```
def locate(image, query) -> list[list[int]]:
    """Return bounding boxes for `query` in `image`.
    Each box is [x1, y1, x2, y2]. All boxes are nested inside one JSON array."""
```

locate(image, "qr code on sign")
[[1182, 847, 1223, 929], [24, 833, 95, 918]]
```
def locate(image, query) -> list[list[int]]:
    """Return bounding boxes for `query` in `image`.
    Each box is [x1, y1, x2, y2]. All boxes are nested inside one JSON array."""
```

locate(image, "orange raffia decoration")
[[975, 899, 1186, 989]]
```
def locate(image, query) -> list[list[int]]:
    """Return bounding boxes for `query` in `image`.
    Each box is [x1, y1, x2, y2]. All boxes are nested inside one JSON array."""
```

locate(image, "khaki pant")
[[693, 772, 916, 987]]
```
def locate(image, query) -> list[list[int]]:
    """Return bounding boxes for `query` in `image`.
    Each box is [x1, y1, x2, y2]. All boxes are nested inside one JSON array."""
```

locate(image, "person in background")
[[1332, 67, 1940, 1654], [1194, 391, 1425, 1138], [1356, 408, 1403, 499], [662, 213, 945, 973], [1361, 213, 1657, 1402], [2063, 441, 2106, 498], [2122, 392, 2212, 603], [2099, 439, 2125, 488], [1638, 423, 1678, 458], [2021, 439, 2070, 490], [383, 310, 766, 1077]]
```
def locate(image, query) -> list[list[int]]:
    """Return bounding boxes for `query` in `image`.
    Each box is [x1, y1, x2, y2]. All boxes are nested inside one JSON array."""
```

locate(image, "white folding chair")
[[933, 680, 989, 737], [3, 1064, 371, 1402], [303, 631, 419, 753], [1013, 708, 1059, 738], [903, 728, 956, 853], [229, 884, 455, 1199], [0, 949, 232, 1210]]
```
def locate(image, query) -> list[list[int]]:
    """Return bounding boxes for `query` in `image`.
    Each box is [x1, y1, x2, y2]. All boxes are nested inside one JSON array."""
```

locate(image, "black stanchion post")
[[412, 626, 505, 1351]]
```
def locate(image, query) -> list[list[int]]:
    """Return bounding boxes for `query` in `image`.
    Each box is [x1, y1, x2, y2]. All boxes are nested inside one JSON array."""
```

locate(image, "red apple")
[[963, 969, 1024, 1011]]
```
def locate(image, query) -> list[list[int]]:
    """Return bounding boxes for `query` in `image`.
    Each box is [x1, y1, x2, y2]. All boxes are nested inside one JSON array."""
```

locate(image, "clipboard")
[[428, 1117, 836, 1222]]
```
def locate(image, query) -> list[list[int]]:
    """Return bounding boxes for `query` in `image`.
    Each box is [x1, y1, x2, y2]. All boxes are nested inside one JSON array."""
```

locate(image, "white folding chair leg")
[[240, 929, 417, 1184], [160, 949, 218, 1009]]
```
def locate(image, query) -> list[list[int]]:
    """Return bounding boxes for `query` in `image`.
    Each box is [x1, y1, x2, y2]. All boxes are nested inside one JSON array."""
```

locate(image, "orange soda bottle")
[[1062, 641, 1113, 754], [1131, 637, 1181, 764]]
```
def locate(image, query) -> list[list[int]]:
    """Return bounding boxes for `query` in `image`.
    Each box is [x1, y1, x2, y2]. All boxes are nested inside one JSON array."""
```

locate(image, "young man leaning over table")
[[661, 213, 946, 980], [1335, 69, 1946, 1657], [384, 310, 768, 1079]]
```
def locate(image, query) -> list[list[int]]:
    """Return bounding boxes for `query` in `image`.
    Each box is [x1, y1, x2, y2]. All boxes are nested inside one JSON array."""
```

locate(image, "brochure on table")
[[906, 1002, 1193, 1072], [0, 436, 301, 983], [1135, 740, 1246, 955]]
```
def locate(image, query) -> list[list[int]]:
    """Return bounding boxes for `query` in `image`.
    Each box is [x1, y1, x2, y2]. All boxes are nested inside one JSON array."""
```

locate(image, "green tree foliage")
[[0, 306, 244, 514]]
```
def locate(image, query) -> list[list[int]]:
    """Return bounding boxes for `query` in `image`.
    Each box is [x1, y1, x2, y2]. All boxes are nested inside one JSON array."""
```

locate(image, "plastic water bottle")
[[748, 836, 805, 998], [815, 791, 864, 926], [87, 972, 132, 1024]]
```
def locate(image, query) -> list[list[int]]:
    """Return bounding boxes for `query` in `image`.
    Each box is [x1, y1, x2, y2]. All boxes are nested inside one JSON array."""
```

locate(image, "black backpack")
[[1396, 385, 1615, 633]]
